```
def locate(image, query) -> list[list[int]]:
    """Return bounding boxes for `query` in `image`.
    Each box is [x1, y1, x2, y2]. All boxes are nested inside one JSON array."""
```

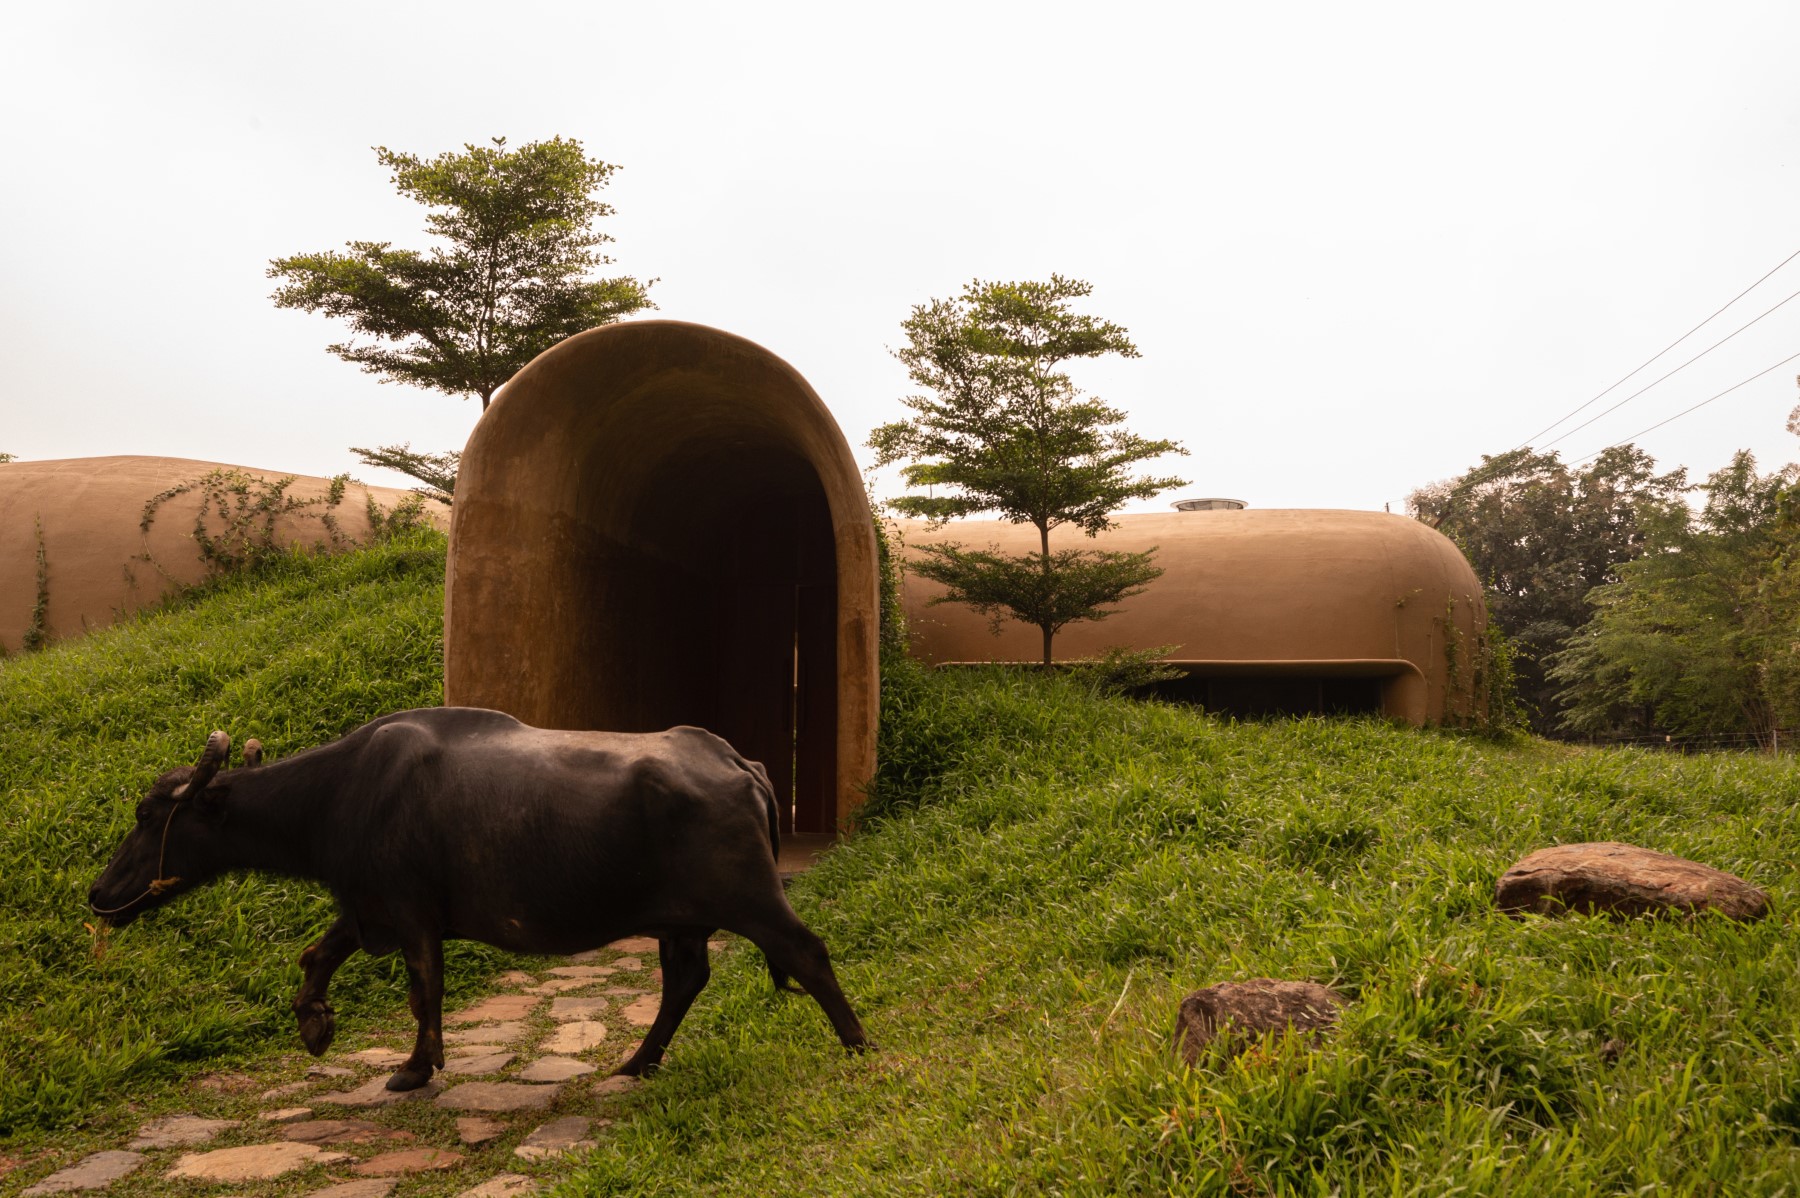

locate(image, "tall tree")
[[269, 137, 653, 491], [869, 276, 1187, 668], [1408, 445, 1689, 730], [1550, 451, 1800, 745]]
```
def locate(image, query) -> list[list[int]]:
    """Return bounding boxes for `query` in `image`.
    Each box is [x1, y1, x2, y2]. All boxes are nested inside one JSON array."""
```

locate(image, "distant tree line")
[[1412, 437, 1800, 748]]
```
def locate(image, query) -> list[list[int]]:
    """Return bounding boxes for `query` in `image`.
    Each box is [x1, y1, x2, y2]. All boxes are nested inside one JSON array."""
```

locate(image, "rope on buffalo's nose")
[[90, 803, 183, 916]]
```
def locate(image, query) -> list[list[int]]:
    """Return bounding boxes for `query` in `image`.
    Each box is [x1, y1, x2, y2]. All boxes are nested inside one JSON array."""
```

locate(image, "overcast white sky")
[[2, 1, 1796, 513]]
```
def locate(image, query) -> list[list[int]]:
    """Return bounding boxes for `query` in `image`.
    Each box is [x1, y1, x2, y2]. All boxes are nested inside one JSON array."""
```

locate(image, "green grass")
[[6, 540, 1800, 1192], [0, 531, 522, 1137], [559, 666, 1800, 1195]]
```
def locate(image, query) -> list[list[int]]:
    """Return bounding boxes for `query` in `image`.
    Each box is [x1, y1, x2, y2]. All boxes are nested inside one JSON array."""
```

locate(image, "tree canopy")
[[870, 276, 1186, 667], [269, 136, 653, 411]]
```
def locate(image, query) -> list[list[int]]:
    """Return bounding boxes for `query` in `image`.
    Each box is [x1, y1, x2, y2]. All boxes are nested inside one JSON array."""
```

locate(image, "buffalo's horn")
[[174, 730, 231, 798], [242, 739, 263, 768]]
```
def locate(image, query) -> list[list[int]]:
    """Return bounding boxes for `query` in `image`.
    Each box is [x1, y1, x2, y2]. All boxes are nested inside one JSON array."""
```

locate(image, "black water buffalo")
[[89, 708, 868, 1091]]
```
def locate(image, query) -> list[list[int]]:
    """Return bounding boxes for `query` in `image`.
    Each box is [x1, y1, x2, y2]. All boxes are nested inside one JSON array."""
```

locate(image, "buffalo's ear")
[[173, 731, 230, 799], [242, 739, 263, 768]]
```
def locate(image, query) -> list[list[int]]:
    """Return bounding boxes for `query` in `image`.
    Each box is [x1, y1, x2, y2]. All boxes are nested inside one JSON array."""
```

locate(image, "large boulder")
[[1494, 842, 1768, 921], [1173, 978, 1345, 1066]]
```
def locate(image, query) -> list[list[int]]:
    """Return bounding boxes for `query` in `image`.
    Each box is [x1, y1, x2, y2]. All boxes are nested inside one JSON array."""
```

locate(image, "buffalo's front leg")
[[293, 917, 358, 1056], [613, 935, 712, 1077], [388, 934, 445, 1092]]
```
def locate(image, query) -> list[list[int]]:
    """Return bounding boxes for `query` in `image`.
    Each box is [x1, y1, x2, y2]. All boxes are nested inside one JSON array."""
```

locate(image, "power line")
[[1509, 247, 1800, 452], [1538, 286, 1800, 450], [1569, 348, 1800, 464]]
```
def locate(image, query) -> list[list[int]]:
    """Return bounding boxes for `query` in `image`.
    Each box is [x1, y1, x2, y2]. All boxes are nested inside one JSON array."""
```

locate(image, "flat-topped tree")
[[870, 276, 1187, 668], [269, 136, 653, 494]]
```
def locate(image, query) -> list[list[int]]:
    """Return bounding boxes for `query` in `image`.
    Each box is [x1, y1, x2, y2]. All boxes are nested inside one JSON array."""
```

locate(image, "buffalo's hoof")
[[385, 1065, 433, 1092], [295, 1001, 337, 1057]]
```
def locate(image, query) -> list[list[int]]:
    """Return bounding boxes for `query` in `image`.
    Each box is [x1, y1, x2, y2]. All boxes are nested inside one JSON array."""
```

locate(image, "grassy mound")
[[564, 666, 1800, 1194], [0, 531, 525, 1134]]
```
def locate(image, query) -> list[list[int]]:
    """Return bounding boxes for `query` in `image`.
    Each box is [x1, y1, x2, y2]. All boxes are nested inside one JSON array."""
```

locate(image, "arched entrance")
[[444, 321, 878, 834]]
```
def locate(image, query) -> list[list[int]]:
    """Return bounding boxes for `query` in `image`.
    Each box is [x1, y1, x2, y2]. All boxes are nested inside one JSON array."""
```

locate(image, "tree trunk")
[[1039, 521, 1053, 671]]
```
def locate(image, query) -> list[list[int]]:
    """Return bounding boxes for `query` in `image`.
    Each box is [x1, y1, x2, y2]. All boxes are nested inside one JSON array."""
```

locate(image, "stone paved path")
[[10, 936, 706, 1198]]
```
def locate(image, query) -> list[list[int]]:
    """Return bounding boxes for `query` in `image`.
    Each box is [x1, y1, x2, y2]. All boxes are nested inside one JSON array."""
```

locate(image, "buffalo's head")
[[88, 731, 252, 926]]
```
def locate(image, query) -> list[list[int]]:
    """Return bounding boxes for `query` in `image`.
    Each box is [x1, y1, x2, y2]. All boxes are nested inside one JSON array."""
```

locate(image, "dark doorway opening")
[[611, 444, 840, 835], [1146, 673, 1384, 718]]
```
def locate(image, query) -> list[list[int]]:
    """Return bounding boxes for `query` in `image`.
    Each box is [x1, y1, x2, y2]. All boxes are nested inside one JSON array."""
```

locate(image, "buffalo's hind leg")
[[738, 908, 868, 1053], [613, 935, 711, 1077], [388, 934, 446, 1092], [293, 916, 358, 1056]]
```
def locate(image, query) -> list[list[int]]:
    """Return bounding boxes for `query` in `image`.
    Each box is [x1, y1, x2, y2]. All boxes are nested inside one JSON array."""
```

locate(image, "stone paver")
[[260, 1106, 314, 1122], [347, 1047, 411, 1068], [308, 1180, 398, 1198], [450, 994, 541, 1024], [456, 1117, 508, 1146], [127, 1115, 240, 1150], [282, 1119, 414, 1146], [445, 1022, 526, 1046], [445, 1051, 517, 1076], [611, 956, 644, 971], [436, 1082, 563, 1113], [22, 1152, 145, 1196], [515, 1056, 596, 1083], [166, 1143, 351, 1182], [594, 1075, 641, 1097], [515, 1117, 595, 1161], [457, 1173, 539, 1198], [495, 971, 537, 986], [610, 937, 658, 953], [548, 965, 614, 979], [317, 1076, 443, 1108], [352, 1148, 465, 1176], [524, 979, 593, 995], [261, 1080, 314, 1099], [549, 996, 607, 1021], [541, 1020, 608, 1054], [621, 996, 660, 1027], [308, 1181, 398, 1198], [603, 987, 649, 998], [307, 1064, 356, 1078]]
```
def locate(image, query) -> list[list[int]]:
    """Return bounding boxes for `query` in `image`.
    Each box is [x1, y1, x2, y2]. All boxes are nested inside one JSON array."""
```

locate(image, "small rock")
[[610, 937, 658, 954], [514, 1117, 594, 1161], [436, 1082, 563, 1113], [260, 1106, 315, 1123], [446, 1051, 517, 1076], [261, 1080, 314, 1099], [515, 1056, 596, 1083], [457, 1173, 539, 1198], [1173, 978, 1345, 1066], [547, 966, 614, 979], [22, 1152, 146, 1196], [524, 979, 593, 995], [707, 941, 725, 952], [127, 1115, 240, 1150], [347, 1048, 411, 1068], [1494, 842, 1769, 921], [352, 1148, 465, 1176], [307, 1180, 398, 1198], [193, 1071, 258, 1094], [565, 949, 602, 963], [541, 1020, 609, 1054], [316, 1076, 443, 1108], [611, 956, 644, 972], [495, 971, 537, 986], [593, 1074, 640, 1097], [549, 996, 608, 1021], [621, 996, 660, 1027], [450, 995, 541, 1024], [166, 1143, 351, 1182], [603, 987, 650, 998], [281, 1119, 413, 1146], [456, 1117, 508, 1146], [445, 1022, 526, 1046], [307, 1064, 356, 1079]]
